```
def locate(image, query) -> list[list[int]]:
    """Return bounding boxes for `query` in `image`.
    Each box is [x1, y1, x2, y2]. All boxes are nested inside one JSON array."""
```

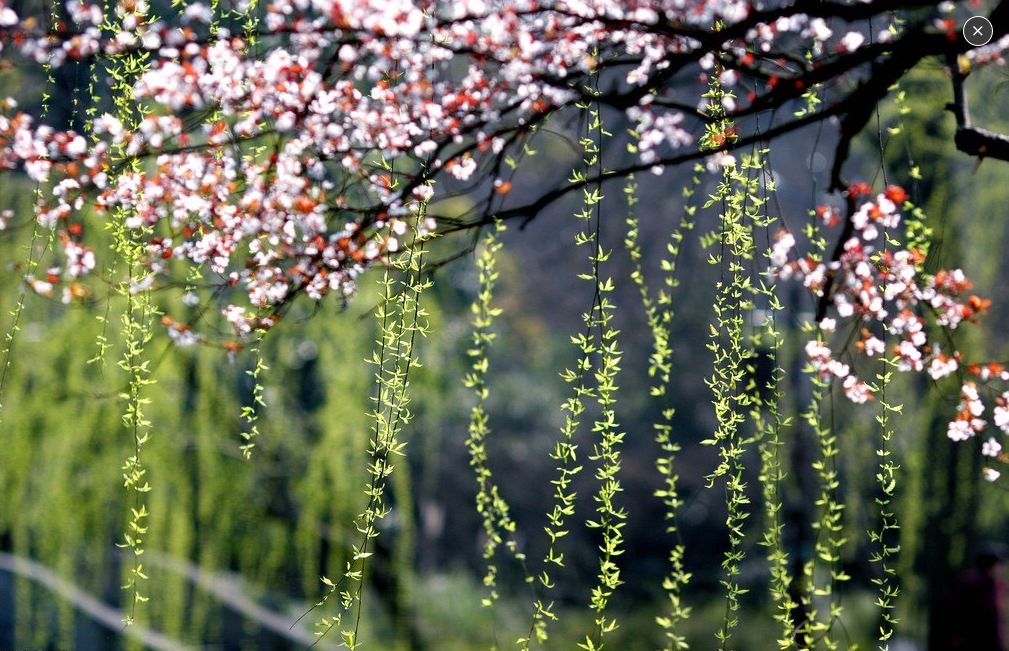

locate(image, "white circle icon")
[[964, 16, 994, 47]]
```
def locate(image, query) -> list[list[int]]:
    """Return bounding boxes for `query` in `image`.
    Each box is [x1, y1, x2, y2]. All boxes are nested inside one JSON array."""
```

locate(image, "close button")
[[964, 16, 994, 47]]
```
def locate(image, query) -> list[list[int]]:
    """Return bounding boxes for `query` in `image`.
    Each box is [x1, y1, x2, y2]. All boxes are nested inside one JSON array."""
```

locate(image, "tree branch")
[[955, 125, 1009, 161]]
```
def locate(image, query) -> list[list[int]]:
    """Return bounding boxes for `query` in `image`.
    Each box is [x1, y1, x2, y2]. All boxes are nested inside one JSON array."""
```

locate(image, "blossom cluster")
[[0, 0, 1003, 343], [774, 183, 1006, 480]]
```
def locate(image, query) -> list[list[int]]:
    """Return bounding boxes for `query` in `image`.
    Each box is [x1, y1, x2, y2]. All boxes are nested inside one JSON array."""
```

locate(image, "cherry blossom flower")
[[839, 31, 866, 52], [947, 420, 976, 443], [843, 376, 873, 404], [995, 394, 1009, 433], [927, 352, 959, 381], [63, 240, 96, 278], [770, 230, 795, 267], [773, 182, 1009, 478]]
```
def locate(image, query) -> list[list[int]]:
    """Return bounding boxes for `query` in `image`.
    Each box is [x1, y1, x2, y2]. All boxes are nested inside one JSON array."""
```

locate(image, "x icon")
[[964, 16, 994, 47]]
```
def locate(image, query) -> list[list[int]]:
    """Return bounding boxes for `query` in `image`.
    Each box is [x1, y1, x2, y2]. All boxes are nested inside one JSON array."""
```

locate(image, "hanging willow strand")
[[870, 351, 902, 650], [309, 219, 433, 648], [752, 135, 798, 650], [703, 182, 751, 651], [240, 335, 269, 457], [622, 152, 704, 649], [578, 81, 628, 651], [0, 4, 59, 641], [102, 0, 159, 621], [0, 0, 63, 421], [519, 70, 611, 651], [867, 143, 912, 651], [795, 373, 847, 650], [462, 218, 531, 615], [698, 70, 764, 651], [881, 25, 934, 627], [752, 308, 798, 651], [0, 214, 44, 421], [865, 15, 918, 643], [783, 127, 844, 647]]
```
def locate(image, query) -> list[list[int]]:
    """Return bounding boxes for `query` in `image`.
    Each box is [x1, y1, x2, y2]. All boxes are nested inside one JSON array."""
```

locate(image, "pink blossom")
[[839, 31, 866, 52], [843, 376, 872, 404]]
